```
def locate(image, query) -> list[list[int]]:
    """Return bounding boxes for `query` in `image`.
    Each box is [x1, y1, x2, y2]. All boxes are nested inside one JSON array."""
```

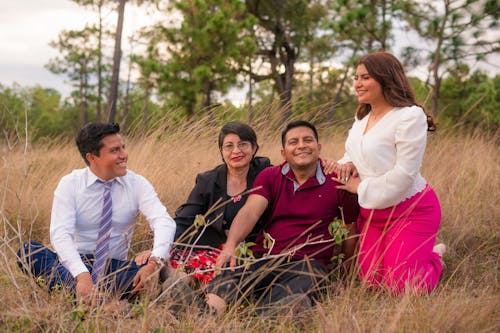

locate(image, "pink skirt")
[[356, 185, 443, 294]]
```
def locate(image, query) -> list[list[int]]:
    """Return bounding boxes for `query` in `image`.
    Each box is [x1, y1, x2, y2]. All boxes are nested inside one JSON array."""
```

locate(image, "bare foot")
[[433, 243, 446, 257]]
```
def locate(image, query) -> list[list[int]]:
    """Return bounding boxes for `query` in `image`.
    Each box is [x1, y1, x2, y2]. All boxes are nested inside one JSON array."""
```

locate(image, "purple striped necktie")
[[92, 180, 113, 283]]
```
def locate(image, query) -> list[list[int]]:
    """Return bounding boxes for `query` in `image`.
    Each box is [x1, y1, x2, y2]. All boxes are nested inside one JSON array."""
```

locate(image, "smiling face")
[[221, 133, 256, 171], [354, 64, 386, 106], [281, 126, 321, 170], [87, 134, 128, 181]]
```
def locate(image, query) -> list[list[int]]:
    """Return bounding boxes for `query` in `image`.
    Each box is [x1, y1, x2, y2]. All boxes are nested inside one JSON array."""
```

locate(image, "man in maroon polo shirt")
[[205, 120, 359, 315]]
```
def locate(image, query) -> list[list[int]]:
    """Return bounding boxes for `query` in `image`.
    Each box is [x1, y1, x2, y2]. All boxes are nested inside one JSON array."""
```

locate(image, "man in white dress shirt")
[[17, 122, 176, 305]]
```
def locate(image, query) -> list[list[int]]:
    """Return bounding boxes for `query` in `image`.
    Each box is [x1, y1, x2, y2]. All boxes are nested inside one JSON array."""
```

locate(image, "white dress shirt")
[[338, 105, 428, 209], [50, 167, 176, 277]]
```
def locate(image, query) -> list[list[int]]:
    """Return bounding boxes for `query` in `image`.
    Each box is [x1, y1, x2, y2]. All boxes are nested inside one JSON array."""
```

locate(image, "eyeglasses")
[[221, 141, 252, 152]]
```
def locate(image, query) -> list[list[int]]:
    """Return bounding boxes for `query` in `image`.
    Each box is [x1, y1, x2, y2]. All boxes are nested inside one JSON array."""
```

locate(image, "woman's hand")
[[333, 175, 361, 194], [333, 162, 358, 183], [134, 250, 152, 265], [321, 158, 336, 175]]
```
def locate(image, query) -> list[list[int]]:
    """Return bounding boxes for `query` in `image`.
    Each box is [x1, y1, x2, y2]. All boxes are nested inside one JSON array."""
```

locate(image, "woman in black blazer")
[[171, 121, 270, 284]]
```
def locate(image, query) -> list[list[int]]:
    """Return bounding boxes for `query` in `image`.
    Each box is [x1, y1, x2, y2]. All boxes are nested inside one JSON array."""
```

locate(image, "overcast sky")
[[1, 1, 498, 100], [0, 0, 156, 96]]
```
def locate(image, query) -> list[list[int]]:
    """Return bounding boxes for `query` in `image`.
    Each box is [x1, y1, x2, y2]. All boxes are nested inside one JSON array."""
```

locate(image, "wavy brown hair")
[[355, 51, 436, 131]]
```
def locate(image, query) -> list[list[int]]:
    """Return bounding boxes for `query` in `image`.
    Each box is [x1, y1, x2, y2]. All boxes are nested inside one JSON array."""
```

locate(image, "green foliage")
[[70, 305, 86, 324], [328, 218, 350, 246], [439, 68, 499, 129], [135, 0, 257, 118], [328, 217, 350, 266], [0, 84, 78, 142], [330, 0, 411, 51], [0, 84, 26, 140], [193, 214, 206, 228], [46, 24, 112, 125], [116, 86, 166, 135], [401, 0, 500, 115], [3, 0, 499, 138], [152, 329, 166, 333], [245, 0, 331, 118], [235, 241, 256, 266], [293, 65, 358, 123]]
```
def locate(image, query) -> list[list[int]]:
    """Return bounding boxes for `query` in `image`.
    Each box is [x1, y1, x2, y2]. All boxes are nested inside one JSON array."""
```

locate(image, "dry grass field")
[[0, 118, 498, 332]]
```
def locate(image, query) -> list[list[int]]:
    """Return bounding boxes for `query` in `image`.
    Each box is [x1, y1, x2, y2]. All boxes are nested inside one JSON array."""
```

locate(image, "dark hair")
[[218, 121, 259, 155], [76, 122, 120, 165], [356, 51, 436, 131], [281, 120, 319, 147]]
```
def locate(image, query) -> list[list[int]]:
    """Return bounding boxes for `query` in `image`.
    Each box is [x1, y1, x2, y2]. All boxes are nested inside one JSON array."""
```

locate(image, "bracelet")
[[148, 256, 164, 268]]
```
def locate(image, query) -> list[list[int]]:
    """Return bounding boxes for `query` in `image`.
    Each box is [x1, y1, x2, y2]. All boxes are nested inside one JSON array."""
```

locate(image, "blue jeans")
[[17, 241, 144, 299]]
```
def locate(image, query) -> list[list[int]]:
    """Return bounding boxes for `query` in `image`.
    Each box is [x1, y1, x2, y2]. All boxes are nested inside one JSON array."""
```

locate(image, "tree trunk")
[[431, 72, 441, 118], [278, 59, 294, 123], [327, 66, 349, 123], [142, 87, 150, 135], [271, 43, 295, 123], [248, 59, 254, 123], [205, 81, 212, 109], [380, 0, 387, 50], [106, 0, 126, 123], [96, 0, 104, 122], [79, 61, 88, 126], [429, 1, 449, 117], [328, 48, 358, 122], [308, 55, 314, 101], [121, 44, 133, 134]]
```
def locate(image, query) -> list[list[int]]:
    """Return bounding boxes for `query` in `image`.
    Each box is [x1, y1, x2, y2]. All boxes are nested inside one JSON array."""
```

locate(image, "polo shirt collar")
[[280, 161, 326, 191]]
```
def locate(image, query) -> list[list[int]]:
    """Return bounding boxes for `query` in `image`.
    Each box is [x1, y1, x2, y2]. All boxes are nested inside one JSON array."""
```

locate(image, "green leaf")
[[193, 214, 206, 227]]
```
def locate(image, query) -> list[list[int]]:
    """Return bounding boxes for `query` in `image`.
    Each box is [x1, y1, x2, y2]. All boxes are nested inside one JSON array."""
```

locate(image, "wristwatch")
[[148, 256, 164, 268]]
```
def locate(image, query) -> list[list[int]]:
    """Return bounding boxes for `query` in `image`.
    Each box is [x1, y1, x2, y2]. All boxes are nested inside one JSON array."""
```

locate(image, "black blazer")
[[174, 156, 271, 248]]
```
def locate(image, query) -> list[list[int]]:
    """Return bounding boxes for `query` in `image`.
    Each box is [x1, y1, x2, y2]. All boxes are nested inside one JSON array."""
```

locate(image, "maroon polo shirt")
[[251, 161, 359, 267]]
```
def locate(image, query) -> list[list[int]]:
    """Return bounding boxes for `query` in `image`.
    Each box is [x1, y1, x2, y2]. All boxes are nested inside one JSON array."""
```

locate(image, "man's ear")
[[280, 148, 286, 161], [85, 152, 94, 165], [318, 143, 322, 154]]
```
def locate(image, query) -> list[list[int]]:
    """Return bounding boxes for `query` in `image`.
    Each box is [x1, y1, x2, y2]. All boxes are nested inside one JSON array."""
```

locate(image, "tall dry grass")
[[0, 118, 498, 332]]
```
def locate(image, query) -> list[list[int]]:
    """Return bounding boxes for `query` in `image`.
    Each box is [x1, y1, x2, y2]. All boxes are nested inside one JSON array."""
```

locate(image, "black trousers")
[[207, 255, 328, 307]]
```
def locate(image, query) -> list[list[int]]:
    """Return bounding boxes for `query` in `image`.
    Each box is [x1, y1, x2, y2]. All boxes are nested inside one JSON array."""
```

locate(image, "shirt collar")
[[85, 167, 123, 187], [280, 160, 326, 187]]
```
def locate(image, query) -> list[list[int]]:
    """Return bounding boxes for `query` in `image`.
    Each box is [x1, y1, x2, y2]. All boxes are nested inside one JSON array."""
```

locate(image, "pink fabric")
[[356, 185, 442, 294]]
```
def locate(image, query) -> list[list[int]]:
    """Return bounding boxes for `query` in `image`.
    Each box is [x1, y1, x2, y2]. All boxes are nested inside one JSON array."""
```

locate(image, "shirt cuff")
[[67, 260, 89, 278], [151, 244, 171, 260]]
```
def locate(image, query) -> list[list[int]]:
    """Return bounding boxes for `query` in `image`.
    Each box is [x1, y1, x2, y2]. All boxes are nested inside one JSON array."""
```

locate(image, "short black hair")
[[218, 121, 259, 154], [281, 120, 319, 147], [76, 122, 120, 165]]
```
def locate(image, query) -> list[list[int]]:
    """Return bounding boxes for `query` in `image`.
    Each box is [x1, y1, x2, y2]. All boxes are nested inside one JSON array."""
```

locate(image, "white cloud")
[[0, 0, 159, 95], [0, 0, 95, 92]]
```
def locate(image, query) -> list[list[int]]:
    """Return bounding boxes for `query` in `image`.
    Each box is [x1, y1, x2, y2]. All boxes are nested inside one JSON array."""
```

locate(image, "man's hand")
[[131, 262, 158, 295], [75, 272, 95, 305]]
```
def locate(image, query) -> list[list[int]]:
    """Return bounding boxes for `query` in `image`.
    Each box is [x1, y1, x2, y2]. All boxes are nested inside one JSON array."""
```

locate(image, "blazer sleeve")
[[174, 173, 210, 241]]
